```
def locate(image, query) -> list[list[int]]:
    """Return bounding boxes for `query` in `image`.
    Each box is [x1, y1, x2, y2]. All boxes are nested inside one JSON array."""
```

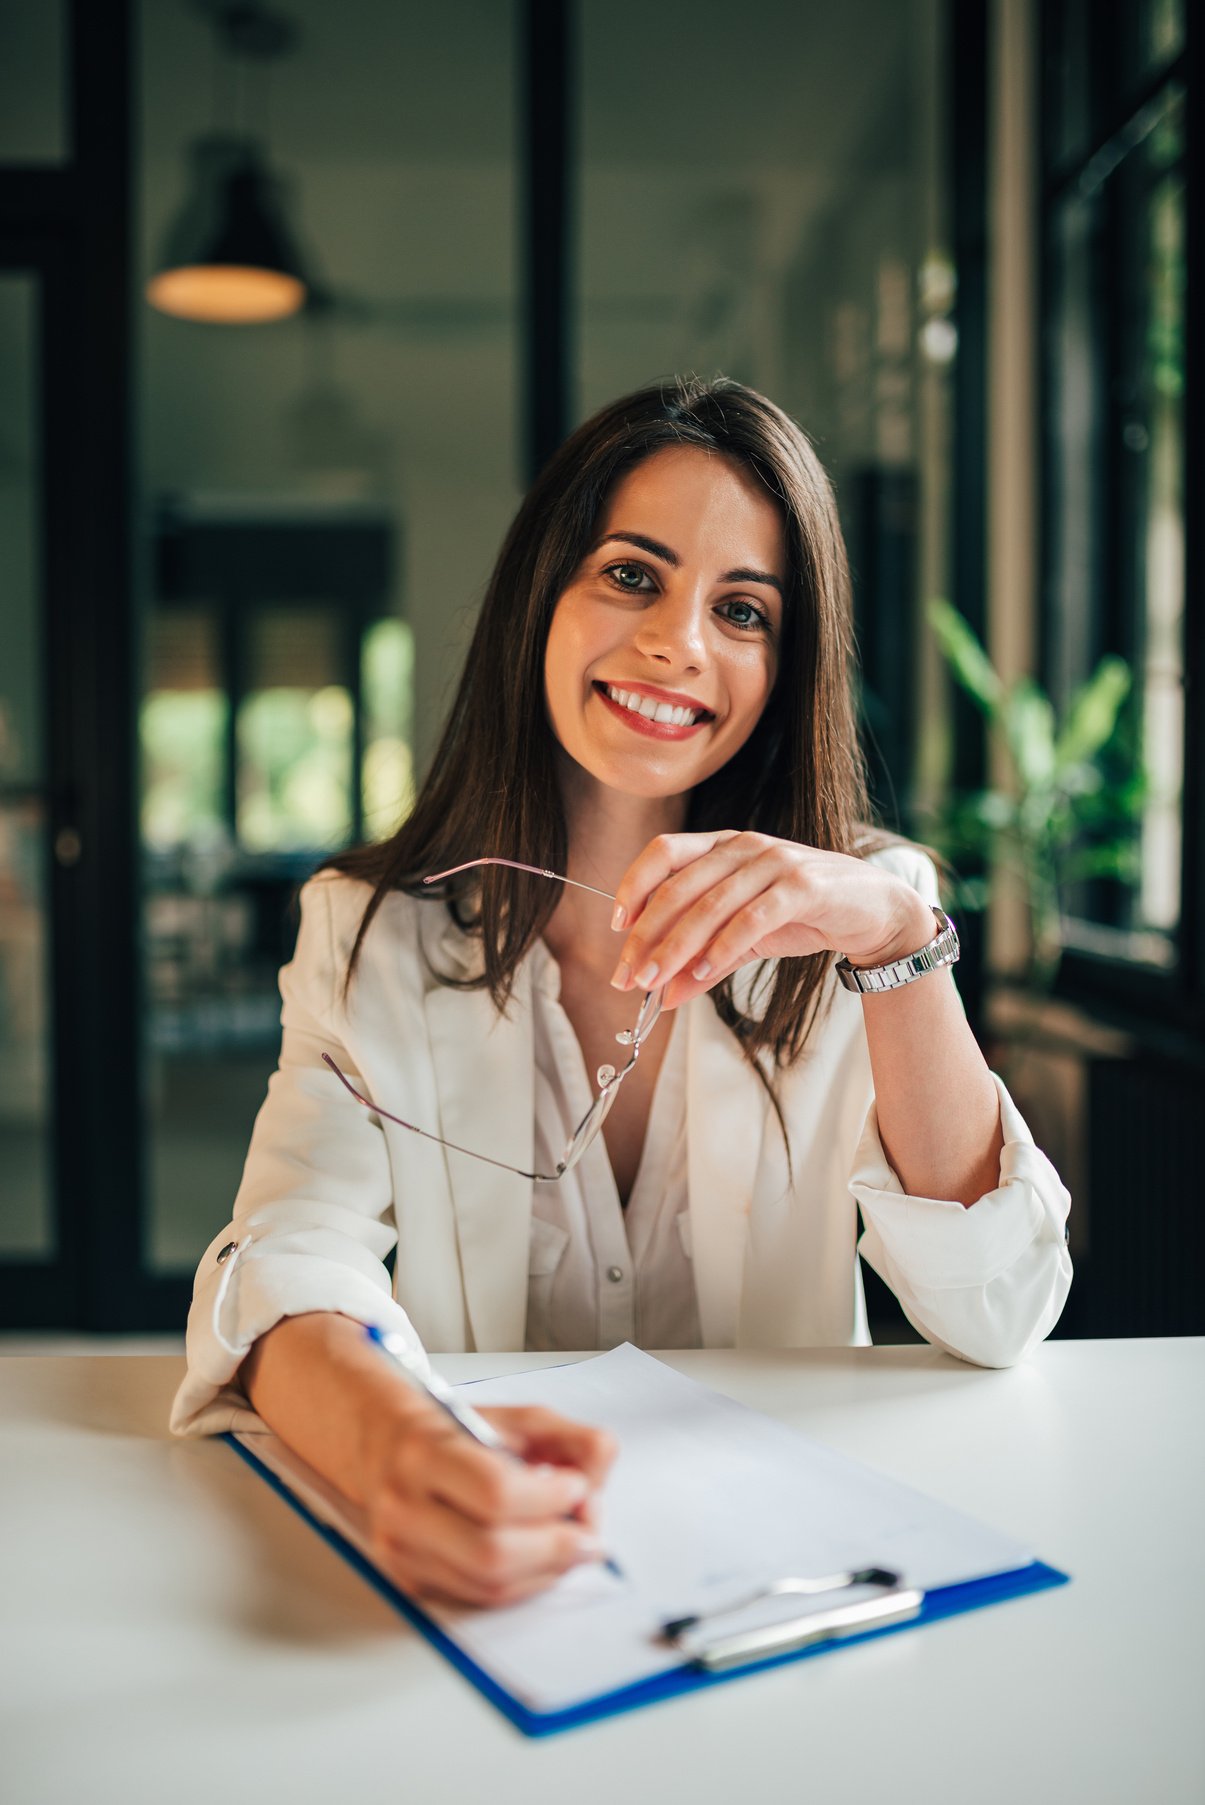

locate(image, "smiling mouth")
[[595, 682, 714, 728]]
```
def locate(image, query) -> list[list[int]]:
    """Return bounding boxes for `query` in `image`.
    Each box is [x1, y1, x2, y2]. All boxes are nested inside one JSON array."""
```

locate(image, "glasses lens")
[[634, 986, 664, 1042], [559, 1079, 619, 1175], [615, 984, 664, 1049]]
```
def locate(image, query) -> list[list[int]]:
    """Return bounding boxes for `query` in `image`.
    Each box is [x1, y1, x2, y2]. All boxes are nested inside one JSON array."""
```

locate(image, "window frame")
[[151, 507, 399, 855], [1038, 3, 1204, 1049], [0, 0, 556, 1331]]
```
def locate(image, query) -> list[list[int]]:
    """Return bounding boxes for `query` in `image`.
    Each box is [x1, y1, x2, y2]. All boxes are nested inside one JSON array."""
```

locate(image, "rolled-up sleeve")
[[169, 875, 428, 1438], [852, 1073, 1073, 1367]]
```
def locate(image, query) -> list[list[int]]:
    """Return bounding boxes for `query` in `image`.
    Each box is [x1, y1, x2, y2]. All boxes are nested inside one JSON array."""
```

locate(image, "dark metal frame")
[[521, 0, 574, 480], [946, 0, 991, 1033], [857, 0, 991, 1341], [0, 0, 1008, 1328], [1038, 5, 1204, 1057], [0, 244, 69, 1324], [154, 507, 396, 850], [0, 0, 580, 1330], [0, 1, 149, 1327]]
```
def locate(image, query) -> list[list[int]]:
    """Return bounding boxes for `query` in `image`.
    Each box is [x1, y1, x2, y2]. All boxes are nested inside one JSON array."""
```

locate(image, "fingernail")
[[611, 903, 627, 931], [692, 958, 712, 981], [562, 1472, 590, 1503], [610, 960, 631, 990], [634, 961, 659, 989], [573, 1536, 607, 1562]]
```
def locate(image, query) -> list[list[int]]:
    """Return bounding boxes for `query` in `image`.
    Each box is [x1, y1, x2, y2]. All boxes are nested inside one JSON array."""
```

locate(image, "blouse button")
[[216, 1241, 238, 1264], [606, 1265, 624, 1283]]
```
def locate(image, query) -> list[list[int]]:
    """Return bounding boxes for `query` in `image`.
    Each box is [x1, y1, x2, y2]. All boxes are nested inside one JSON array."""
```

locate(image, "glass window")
[[137, 0, 519, 1275], [1131, 0, 1185, 80], [578, 0, 953, 824], [1044, 80, 1185, 964], [1136, 167, 1185, 938], [0, 5, 67, 164], [237, 609, 353, 852], [1044, 0, 1184, 174], [141, 610, 228, 850], [0, 276, 54, 1258], [362, 617, 416, 841]]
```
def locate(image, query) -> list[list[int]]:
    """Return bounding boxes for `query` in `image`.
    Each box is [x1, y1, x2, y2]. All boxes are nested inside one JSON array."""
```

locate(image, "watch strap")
[[835, 905, 960, 994]]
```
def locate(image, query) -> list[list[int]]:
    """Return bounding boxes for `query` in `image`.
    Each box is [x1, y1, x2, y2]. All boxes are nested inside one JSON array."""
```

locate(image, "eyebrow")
[[589, 531, 785, 599]]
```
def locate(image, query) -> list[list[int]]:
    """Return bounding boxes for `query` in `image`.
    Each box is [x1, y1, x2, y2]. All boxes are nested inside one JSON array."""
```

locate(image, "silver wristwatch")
[[835, 905, 960, 994]]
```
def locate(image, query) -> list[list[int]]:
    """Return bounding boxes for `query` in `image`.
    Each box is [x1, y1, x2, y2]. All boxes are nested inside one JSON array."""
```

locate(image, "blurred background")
[[0, 0, 1199, 1339]]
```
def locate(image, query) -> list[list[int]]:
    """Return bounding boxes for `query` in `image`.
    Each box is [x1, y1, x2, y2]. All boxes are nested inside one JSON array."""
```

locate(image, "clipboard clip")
[[661, 1566, 924, 1672]]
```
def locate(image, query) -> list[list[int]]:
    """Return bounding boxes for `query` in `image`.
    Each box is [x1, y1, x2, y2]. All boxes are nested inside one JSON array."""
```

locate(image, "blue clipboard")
[[223, 1432, 1069, 1738]]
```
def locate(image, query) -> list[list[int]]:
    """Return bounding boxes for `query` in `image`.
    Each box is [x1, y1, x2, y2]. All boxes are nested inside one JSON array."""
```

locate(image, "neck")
[[543, 753, 688, 980]]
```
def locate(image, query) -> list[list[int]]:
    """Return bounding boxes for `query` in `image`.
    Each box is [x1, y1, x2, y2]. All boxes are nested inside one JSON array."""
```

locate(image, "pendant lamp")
[[147, 3, 310, 325], [147, 133, 308, 323]]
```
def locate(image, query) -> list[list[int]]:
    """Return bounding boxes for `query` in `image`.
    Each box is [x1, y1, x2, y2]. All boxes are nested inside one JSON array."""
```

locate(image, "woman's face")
[[543, 446, 786, 802]]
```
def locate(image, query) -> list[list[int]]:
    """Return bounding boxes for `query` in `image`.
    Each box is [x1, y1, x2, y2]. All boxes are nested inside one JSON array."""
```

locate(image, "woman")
[[171, 375, 1071, 1609]]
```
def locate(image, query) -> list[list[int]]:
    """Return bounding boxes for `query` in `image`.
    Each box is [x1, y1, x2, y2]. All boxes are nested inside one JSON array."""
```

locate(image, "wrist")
[[848, 889, 939, 969], [352, 1381, 433, 1502]]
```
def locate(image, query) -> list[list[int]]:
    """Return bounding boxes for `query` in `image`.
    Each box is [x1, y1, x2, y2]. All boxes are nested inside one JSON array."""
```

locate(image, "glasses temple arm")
[[320, 1052, 563, 1183], [422, 857, 615, 901]]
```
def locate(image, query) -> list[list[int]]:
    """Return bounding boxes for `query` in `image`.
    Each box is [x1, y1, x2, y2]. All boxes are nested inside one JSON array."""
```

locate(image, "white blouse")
[[168, 849, 1075, 1441], [528, 939, 699, 1352]]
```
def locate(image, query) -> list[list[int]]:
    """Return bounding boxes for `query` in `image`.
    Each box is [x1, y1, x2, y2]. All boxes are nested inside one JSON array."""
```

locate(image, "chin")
[[605, 768, 694, 801], [586, 746, 720, 802]]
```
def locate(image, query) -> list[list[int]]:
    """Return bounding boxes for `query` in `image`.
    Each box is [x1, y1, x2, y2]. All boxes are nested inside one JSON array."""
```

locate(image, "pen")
[[366, 1324, 514, 1449], [364, 1325, 622, 1576]]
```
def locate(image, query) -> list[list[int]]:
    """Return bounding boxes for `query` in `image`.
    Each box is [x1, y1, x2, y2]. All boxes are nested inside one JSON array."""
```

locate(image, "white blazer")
[[171, 848, 1073, 1437]]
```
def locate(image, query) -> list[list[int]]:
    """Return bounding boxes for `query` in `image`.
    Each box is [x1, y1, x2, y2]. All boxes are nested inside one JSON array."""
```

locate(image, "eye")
[[718, 597, 771, 633], [603, 560, 656, 593], [600, 560, 774, 634]]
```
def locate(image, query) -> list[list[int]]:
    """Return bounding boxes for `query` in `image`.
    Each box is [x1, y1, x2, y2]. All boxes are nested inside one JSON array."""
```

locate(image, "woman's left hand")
[[609, 830, 935, 1010]]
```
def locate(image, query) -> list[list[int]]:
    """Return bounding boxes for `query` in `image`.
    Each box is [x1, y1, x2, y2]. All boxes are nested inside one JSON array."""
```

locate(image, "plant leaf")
[[1055, 657, 1132, 769], [1004, 678, 1057, 790], [926, 599, 1005, 717]]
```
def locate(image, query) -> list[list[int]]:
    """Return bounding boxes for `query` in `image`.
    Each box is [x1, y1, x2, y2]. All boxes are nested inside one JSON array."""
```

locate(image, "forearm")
[[240, 1311, 423, 1504], [857, 900, 1003, 1207]]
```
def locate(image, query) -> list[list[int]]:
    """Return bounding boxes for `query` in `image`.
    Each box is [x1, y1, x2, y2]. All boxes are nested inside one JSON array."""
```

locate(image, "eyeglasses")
[[321, 857, 665, 1182]]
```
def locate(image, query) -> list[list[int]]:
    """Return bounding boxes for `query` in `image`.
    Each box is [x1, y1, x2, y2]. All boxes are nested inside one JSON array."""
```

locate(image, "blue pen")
[[364, 1325, 621, 1576]]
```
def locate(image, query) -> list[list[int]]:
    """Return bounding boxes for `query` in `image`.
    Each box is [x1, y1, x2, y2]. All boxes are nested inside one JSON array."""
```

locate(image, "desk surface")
[[2, 1340, 1202, 1805]]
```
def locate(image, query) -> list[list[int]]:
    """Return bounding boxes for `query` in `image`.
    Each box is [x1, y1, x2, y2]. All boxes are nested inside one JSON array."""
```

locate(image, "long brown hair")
[[324, 373, 879, 1071]]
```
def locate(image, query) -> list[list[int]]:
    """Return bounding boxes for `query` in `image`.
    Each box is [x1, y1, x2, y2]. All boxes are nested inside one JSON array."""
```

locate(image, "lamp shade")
[[147, 134, 309, 324]]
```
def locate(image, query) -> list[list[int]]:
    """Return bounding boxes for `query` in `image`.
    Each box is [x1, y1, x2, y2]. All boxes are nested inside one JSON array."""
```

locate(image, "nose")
[[632, 589, 707, 672]]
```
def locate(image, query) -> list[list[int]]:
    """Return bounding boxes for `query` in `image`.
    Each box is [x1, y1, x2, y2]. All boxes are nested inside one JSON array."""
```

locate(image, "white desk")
[[2, 1341, 1202, 1805]]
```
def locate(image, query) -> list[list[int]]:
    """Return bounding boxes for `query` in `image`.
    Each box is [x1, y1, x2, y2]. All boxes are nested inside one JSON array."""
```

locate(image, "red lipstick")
[[592, 681, 713, 741]]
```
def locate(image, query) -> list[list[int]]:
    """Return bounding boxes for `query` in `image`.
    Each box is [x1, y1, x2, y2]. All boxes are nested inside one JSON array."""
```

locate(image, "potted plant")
[[922, 598, 1143, 992], [919, 600, 1144, 1226]]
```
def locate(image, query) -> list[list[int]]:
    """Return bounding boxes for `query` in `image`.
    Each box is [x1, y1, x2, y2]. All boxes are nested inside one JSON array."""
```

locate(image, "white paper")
[[235, 1344, 1032, 1716]]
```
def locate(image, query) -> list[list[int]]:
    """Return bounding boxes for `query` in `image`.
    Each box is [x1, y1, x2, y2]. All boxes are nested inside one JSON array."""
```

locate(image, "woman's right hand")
[[356, 1393, 618, 1608], [241, 1312, 616, 1609]]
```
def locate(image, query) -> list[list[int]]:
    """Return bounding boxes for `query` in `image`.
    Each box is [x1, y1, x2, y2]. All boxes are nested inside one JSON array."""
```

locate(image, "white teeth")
[[605, 685, 701, 728]]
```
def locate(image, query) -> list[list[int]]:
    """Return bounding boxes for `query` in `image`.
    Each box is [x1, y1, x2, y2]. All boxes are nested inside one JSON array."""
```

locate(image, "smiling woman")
[[171, 375, 1073, 1615], [322, 379, 870, 1075]]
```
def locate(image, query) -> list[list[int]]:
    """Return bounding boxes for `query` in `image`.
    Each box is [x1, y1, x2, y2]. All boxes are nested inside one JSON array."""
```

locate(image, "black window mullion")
[[347, 605, 365, 848], [1040, 2, 1202, 1043], [521, 0, 574, 481], [68, 0, 145, 1328], [0, 246, 76, 1328], [1180, 3, 1204, 1010]]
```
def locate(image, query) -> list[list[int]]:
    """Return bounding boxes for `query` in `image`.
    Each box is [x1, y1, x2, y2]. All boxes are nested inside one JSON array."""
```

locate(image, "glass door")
[[136, 0, 520, 1286], [0, 272, 58, 1301]]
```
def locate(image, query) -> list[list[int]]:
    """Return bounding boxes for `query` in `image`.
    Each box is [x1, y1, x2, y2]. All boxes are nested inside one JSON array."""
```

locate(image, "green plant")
[[924, 598, 1144, 989]]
